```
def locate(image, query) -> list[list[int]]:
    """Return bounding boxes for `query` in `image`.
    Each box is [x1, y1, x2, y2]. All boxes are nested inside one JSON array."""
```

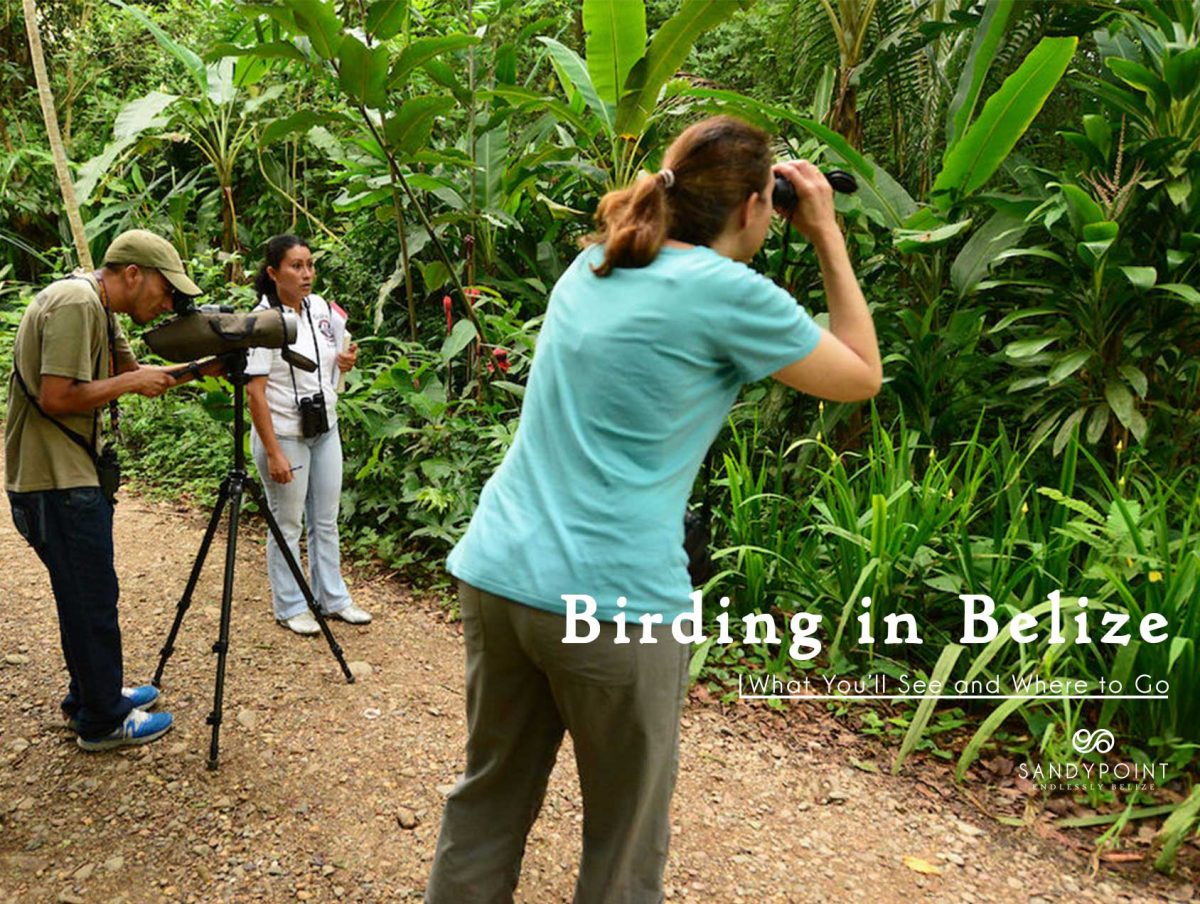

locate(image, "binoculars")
[[773, 169, 857, 212]]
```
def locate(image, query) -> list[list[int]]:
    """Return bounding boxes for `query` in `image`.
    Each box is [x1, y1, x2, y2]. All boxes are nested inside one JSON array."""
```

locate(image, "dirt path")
[[0, 485, 1190, 904]]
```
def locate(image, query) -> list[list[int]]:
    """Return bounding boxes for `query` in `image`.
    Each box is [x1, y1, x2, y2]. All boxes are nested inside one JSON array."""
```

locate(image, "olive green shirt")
[[5, 274, 135, 492]]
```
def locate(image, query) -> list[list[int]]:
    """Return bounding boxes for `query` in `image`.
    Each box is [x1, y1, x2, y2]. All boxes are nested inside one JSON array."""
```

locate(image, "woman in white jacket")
[[247, 234, 371, 634]]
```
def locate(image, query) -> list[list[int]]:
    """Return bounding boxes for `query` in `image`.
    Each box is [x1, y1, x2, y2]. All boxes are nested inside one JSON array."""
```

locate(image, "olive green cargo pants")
[[425, 582, 691, 904]]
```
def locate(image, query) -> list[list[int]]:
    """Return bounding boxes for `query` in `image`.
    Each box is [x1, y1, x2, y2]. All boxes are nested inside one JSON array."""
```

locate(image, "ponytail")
[[589, 174, 669, 277], [253, 263, 277, 303]]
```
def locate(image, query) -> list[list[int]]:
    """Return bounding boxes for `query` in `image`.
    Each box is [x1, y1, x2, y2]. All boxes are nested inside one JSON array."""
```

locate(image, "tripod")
[[153, 351, 354, 769]]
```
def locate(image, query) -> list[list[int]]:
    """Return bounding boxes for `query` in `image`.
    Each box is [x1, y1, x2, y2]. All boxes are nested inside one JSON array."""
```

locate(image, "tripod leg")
[[153, 477, 231, 688], [246, 478, 355, 684], [207, 474, 246, 770]]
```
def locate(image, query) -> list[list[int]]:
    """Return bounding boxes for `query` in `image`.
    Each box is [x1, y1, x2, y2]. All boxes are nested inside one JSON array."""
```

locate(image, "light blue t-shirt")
[[447, 243, 822, 622]]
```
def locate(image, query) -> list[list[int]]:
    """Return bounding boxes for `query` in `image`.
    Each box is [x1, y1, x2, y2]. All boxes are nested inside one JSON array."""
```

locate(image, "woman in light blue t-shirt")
[[427, 116, 882, 903]]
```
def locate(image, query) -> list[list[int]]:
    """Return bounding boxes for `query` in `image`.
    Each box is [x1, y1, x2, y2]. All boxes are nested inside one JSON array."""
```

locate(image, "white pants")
[[251, 426, 353, 620]]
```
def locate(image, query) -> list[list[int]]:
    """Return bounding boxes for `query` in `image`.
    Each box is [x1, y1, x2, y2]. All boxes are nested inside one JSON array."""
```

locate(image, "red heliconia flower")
[[492, 347, 510, 373], [443, 295, 453, 332]]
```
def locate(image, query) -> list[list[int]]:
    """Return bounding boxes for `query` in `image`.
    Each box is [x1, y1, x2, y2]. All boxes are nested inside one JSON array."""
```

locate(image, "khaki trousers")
[[425, 582, 691, 904]]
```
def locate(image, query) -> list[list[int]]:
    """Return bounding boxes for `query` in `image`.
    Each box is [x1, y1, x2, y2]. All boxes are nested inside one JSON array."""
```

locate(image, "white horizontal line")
[[739, 694, 1169, 701]]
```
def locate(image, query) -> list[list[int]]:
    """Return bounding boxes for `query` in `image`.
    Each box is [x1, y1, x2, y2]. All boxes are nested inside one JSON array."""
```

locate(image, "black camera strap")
[[69, 273, 122, 442], [283, 296, 324, 410]]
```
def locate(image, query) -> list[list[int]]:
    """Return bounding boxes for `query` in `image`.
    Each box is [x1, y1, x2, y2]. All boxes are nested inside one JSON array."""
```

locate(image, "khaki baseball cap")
[[103, 229, 203, 298]]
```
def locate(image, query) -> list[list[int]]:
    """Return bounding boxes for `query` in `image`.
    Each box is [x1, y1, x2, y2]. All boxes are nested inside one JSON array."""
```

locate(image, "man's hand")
[[39, 367, 175, 415], [773, 160, 839, 244], [336, 342, 358, 374], [129, 368, 176, 398]]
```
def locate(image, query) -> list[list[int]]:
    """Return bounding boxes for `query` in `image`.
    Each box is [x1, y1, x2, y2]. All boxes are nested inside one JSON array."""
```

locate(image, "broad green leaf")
[[1056, 183, 1104, 234], [113, 91, 180, 140], [484, 85, 593, 133], [933, 37, 1077, 209], [338, 35, 389, 108], [1086, 402, 1110, 444], [1168, 637, 1193, 675], [1119, 365, 1148, 398], [1048, 350, 1090, 384], [262, 111, 326, 144], [1007, 376, 1047, 392], [582, 0, 646, 109], [1106, 57, 1170, 110], [474, 126, 508, 212], [1120, 266, 1157, 290], [1164, 47, 1200, 101], [1005, 336, 1056, 358], [286, 0, 343, 60], [495, 42, 517, 84], [242, 84, 285, 115], [1104, 381, 1137, 432], [1081, 221, 1118, 241], [951, 202, 1034, 297], [441, 318, 478, 362], [75, 134, 143, 201], [893, 219, 973, 254], [383, 95, 454, 154], [1082, 114, 1111, 159], [1167, 177, 1192, 207], [1128, 409, 1148, 442], [946, 0, 1014, 148], [989, 307, 1057, 332], [110, 0, 206, 92], [1157, 282, 1200, 305], [1054, 407, 1087, 456], [614, 0, 749, 139], [206, 58, 237, 106], [992, 246, 1069, 267], [539, 37, 612, 132], [389, 34, 477, 88], [366, 0, 407, 41], [208, 41, 309, 64]]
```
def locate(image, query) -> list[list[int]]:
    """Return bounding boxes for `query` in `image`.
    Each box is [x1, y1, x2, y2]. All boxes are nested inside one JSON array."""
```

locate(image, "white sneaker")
[[280, 611, 320, 635], [327, 603, 371, 625]]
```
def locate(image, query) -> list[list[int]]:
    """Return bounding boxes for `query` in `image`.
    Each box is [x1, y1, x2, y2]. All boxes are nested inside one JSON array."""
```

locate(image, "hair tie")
[[658, 168, 675, 189]]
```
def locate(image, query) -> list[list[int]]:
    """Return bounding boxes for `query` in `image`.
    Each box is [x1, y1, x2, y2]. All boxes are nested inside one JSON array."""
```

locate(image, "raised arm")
[[770, 160, 882, 402]]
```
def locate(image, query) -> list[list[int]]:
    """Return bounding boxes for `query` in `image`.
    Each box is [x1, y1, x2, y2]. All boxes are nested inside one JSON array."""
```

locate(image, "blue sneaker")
[[77, 709, 174, 752], [63, 685, 160, 733]]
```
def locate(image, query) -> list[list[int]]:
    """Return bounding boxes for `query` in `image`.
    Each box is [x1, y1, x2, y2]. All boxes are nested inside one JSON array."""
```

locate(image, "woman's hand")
[[267, 449, 293, 484], [773, 160, 839, 244], [336, 342, 358, 374]]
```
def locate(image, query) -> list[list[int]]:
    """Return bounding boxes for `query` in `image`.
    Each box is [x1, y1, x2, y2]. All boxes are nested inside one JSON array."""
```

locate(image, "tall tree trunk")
[[22, 0, 92, 269]]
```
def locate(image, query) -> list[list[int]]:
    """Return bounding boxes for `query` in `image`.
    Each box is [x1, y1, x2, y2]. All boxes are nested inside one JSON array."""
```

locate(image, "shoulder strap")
[[67, 273, 121, 439], [10, 360, 99, 464]]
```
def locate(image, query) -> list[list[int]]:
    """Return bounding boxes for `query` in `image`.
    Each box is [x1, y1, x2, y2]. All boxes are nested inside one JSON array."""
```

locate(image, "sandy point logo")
[[1071, 728, 1115, 754]]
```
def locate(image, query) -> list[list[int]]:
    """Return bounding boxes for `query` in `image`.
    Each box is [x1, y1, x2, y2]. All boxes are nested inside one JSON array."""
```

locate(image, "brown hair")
[[585, 116, 773, 277]]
